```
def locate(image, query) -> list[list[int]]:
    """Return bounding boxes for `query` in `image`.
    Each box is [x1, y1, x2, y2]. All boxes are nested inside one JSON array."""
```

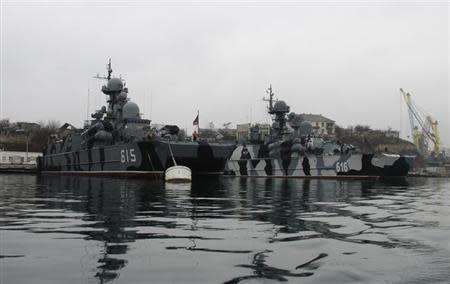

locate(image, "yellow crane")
[[400, 88, 440, 156]]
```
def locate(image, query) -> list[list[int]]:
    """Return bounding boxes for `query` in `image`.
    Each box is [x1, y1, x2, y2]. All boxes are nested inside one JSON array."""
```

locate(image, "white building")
[[298, 114, 336, 135], [236, 123, 271, 142], [383, 129, 400, 138], [0, 150, 42, 165]]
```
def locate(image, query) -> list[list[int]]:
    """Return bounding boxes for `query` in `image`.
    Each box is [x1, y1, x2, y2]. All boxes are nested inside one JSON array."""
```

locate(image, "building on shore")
[[0, 150, 42, 165], [0, 119, 40, 136], [236, 123, 271, 143], [341, 126, 400, 139], [296, 114, 336, 136], [382, 129, 400, 138]]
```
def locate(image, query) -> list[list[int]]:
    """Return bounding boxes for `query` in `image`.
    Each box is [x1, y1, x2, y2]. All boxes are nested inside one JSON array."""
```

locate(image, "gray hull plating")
[[39, 140, 236, 177]]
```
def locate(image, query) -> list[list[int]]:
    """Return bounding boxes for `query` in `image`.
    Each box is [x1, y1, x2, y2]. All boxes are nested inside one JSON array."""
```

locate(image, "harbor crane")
[[400, 88, 440, 156]]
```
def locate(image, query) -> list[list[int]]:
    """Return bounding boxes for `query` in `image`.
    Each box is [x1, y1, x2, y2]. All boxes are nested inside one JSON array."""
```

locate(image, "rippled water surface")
[[1, 175, 450, 284]]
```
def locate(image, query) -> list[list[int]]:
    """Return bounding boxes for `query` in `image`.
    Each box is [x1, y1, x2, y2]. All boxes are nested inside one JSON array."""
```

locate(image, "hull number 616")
[[336, 161, 349, 172]]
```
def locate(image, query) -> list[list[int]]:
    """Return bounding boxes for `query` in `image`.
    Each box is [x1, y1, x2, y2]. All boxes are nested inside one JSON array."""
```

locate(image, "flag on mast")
[[192, 111, 200, 141], [193, 112, 199, 126]]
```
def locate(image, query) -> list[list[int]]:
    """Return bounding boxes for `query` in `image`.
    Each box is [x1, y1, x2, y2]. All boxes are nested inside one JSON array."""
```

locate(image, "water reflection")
[[39, 176, 148, 283], [224, 249, 316, 284], [1, 174, 448, 284]]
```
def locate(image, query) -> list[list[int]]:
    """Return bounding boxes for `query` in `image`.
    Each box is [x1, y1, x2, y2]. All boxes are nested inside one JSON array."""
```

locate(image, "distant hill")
[[339, 135, 418, 155], [335, 125, 419, 156]]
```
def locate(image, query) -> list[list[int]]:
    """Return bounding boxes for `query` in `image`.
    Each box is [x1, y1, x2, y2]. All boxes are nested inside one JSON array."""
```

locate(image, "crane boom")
[[400, 88, 440, 155], [428, 117, 440, 153], [400, 89, 416, 137]]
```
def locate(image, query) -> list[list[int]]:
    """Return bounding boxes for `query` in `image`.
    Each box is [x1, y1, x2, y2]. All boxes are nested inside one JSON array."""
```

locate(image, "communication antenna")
[[263, 84, 276, 114], [86, 88, 90, 121], [150, 90, 153, 120], [93, 58, 113, 81], [399, 89, 402, 139], [0, 84, 2, 119], [143, 91, 146, 119]]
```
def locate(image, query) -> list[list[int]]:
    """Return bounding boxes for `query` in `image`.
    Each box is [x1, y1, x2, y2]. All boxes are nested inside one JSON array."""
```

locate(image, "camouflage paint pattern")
[[225, 144, 410, 177]]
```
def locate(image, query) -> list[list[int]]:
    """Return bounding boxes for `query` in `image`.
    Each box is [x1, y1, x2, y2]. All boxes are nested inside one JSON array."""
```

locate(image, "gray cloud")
[[1, 1, 449, 146]]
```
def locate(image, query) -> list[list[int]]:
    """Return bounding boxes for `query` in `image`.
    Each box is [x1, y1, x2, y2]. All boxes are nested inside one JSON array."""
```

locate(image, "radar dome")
[[118, 91, 128, 101], [273, 100, 289, 113], [107, 78, 123, 92], [123, 101, 140, 119]]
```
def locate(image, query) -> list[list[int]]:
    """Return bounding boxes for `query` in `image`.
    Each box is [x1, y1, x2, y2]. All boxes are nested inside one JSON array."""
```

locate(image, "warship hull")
[[38, 140, 236, 177], [225, 145, 411, 179]]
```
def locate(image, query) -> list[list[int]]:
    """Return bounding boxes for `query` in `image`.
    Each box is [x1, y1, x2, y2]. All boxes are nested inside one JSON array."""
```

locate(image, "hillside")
[[0, 121, 59, 152]]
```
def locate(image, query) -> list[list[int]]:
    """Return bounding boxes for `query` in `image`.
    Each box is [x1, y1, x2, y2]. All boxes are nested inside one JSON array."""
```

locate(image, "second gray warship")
[[38, 61, 236, 177]]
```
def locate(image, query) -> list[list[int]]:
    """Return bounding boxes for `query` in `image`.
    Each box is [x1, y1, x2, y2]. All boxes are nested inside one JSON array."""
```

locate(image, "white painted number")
[[120, 149, 137, 163], [121, 150, 126, 163], [130, 149, 136, 162], [336, 161, 349, 172]]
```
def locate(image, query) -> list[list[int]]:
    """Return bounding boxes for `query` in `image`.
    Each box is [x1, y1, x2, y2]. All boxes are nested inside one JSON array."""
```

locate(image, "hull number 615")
[[121, 149, 136, 163]]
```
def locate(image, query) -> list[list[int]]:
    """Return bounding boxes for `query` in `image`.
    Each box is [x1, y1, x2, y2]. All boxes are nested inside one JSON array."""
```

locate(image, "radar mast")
[[263, 84, 276, 114], [94, 58, 113, 81]]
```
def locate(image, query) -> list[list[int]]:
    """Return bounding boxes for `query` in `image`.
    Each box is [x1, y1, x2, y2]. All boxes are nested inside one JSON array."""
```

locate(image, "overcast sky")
[[1, 0, 449, 147]]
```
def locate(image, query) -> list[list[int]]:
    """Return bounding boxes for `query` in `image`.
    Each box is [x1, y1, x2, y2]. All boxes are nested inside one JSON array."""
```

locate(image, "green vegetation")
[[335, 125, 418, 155], [0, 121, 60, 152]]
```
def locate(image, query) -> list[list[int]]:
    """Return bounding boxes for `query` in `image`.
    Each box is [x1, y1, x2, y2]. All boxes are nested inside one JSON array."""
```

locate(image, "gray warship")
[[38, 61, 236, 177], [225, 86, 411, 178]]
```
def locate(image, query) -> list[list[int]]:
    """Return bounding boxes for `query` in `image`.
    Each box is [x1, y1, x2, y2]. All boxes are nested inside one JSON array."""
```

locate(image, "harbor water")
[[1, 175, 450, 283]]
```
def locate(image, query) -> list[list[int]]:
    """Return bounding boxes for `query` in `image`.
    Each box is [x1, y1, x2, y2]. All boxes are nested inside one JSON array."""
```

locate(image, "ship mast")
[[92, 59, 119, 122], [106, 59, 112, 80], [94, 58, 113, 81], [263, 84, 276, 114]]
